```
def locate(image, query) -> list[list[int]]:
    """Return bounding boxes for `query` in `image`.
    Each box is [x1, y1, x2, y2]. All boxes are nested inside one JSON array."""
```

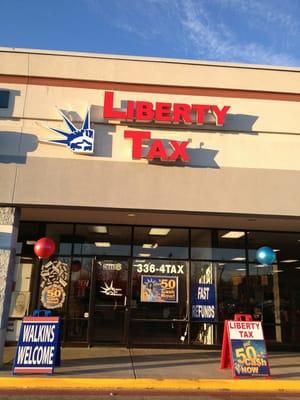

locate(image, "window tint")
[[0, 91, 9, 108]]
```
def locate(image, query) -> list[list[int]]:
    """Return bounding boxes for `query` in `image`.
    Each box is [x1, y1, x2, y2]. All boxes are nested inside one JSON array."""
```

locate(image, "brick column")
[[0, 207, 20, 368]]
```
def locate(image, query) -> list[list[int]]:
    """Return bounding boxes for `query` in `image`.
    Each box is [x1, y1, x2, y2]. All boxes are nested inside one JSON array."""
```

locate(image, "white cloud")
[[179, 0, 300, 66], [215, 0, 299, 36], [83, 0, 300, 66]]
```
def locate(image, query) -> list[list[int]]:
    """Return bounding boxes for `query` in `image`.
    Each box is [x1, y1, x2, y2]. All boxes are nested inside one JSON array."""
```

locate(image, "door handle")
[[124, 295, 127, 307]]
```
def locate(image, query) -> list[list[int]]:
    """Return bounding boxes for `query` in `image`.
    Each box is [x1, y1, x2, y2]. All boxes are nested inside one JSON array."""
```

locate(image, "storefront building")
[[1, 48, 300, 349]]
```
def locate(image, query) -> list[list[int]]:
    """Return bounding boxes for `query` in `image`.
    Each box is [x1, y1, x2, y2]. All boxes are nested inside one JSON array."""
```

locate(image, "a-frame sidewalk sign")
[[220, 313, 271, 378], [13, 310, 61, 374]]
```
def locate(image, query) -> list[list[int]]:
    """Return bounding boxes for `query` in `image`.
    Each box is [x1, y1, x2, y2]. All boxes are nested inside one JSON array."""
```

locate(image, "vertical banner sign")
[[140, 275, 178, 303], [13, 316, 60, 374], [220, 314, 270, 378], [191, 283, 216, 321]]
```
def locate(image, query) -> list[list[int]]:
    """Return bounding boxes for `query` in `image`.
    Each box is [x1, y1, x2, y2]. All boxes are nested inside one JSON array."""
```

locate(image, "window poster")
[[140, 275, 178, 303], [191, 283, 216, 321], [40, 260, 69, 309], [9, 291, 31, 318]]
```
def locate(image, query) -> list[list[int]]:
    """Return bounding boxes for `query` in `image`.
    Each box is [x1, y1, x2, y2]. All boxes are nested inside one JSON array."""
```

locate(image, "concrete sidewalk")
[[1, 346, 300, 393]]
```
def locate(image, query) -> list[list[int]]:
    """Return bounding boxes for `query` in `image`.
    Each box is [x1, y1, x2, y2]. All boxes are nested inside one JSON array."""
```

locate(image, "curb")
[[0, 377, 300, 393]]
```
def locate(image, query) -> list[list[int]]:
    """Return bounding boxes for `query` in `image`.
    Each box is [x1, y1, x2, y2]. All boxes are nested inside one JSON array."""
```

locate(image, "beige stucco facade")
[[1, 47, 300, 229]]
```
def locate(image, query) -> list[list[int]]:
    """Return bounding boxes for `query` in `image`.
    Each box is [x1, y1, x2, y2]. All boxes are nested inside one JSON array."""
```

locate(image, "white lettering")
[[192, 305, 215, 319]]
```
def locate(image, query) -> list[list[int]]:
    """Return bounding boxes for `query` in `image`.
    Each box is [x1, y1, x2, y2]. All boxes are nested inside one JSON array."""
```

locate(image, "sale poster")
[[140, 275, 178, 303]]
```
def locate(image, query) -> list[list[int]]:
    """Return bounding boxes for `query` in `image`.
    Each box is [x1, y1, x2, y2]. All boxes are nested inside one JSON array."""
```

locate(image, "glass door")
[[88, 258, 129, 344]]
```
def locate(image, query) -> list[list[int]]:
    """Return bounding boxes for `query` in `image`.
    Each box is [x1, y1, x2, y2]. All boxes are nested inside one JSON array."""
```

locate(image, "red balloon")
[[34, 237, 56, 259]]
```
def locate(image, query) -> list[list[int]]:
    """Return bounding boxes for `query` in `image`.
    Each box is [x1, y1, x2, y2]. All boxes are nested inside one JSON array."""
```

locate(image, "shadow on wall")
[[147, 139, 219, 169], [0, 89, 21, 118], [0, 132, 38, 164], [93, 124, 115, 158], [139, 113, 260, 168], [188, 144, 219, 168], [120, 113, 259, 135], [205, 114, 259, 134]]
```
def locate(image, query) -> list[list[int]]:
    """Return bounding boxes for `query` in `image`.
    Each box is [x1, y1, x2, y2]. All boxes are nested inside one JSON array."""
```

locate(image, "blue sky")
[[1, 0, 300, 67]]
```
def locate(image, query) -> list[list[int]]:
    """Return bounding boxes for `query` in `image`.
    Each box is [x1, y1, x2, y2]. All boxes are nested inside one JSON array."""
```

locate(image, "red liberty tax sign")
[[220, 314, 270, 378], [228, 320, 264, 339], [103, 91, 230, 162], [103, 91, 230, 126]]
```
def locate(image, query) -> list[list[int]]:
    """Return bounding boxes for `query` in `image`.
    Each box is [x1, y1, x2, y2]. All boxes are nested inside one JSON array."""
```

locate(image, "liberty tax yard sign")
[[13, 316, 60, 374], [220, 314, 270, 378]]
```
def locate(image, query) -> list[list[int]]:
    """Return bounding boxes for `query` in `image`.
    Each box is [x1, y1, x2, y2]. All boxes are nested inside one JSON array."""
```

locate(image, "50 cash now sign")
[[13, 316, 60, 374], [220, 315, 270, 378]]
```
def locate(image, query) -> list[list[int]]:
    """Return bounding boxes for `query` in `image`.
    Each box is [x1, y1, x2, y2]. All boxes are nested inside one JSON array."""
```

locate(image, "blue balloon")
[[256, 246, 275, 265]]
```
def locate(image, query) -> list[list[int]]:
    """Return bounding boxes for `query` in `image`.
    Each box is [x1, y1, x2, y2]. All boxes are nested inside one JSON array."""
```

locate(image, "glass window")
[[129, 320, 187, 345], [190, 322, 218, 345], [216, 262, 247, 320], [0, 90, 9, 108], [67, 257, 92, 318], [45, 224, 73, 255], [9, 257, 34, 322], [190, 261, 217, 345], [247, 231, 298, 263], [66, 257, 92, 342], [133, 227, 188, 259], [74, 225, 131, 256], [191, 229, 212, 259], [17, 222, 44, 257], [90, 259, 128, 343], [131, 259, 188, 320], [248, 263, 277, 340], [213, 230, 246, 261], [39, 256, 71, 315]]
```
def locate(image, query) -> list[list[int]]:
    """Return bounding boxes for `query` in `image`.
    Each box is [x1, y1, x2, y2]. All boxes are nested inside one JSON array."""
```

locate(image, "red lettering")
[[147, 140, 168, 161], [192, 104, 210, 125], [168, 140, 190, 161], [103, 91, 127, 120], [103, 92, 230, 127], [173, 104, 192, 124], [126, 100, 135, 121], [124, 130, 151, 159], [155, 102, 172, 122], [211, 105, 230, 126], [135, 101, 154, 122]]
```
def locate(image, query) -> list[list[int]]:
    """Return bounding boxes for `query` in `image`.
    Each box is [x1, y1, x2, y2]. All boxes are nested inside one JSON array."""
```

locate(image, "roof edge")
[[0, 46, 300, 73]]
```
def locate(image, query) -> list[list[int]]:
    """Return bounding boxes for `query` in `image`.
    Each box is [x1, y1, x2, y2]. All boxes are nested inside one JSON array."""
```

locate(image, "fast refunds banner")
[[191, 283, 216, 321]]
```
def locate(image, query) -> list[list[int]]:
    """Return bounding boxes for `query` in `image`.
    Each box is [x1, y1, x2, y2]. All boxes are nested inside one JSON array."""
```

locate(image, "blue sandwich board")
[[13, 315, 60, 374]]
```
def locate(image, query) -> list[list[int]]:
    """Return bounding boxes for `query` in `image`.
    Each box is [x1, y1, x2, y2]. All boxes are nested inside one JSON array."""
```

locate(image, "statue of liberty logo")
[[46, 109, 94, 154]]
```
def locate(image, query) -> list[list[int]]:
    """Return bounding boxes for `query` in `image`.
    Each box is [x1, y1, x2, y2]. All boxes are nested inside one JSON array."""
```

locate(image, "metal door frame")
[[87, 256, 131, 346]]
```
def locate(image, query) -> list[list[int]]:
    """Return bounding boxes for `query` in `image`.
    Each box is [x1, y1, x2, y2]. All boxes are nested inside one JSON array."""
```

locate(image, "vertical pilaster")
[[0, 207, 20, 368]]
